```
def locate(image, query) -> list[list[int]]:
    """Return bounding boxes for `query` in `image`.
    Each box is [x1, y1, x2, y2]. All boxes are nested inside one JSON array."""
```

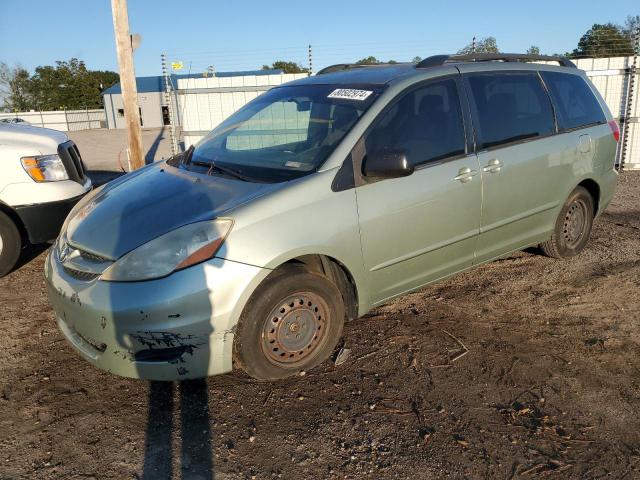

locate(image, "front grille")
[[57, 237, 111, 282], [79, 250, 108, 263], [63, 266, 100, 281], [57, 140, 86, 184]]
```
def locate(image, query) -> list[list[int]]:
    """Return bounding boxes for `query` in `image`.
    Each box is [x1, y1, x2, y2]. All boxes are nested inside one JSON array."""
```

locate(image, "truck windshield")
[[175, 84, 384, 183]]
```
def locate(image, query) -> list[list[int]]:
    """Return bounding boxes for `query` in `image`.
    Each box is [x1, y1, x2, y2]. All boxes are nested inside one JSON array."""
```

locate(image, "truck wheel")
[[540, 186, 594, 259], [0, 211, 21, 277], [233, 267, 345, 381]]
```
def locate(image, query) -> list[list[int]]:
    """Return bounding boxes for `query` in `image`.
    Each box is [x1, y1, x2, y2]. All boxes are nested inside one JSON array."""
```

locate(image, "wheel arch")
[[270, 254, 362, 321], [577, 178, 600, 216], [0, 200, 27, 244]]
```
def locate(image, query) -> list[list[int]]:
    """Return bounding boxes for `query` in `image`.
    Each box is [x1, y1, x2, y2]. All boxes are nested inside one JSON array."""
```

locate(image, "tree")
[[411, 56, 423, 64], [355, 56, 381, 65], [354, 56, 398, 65], [262, 61, 308, 74], [571, 23, 634, 58], [458, 37, 500, 54], [0, 58, 118, 111], [624, 15, 640, 37], [0, 63, 32, 112], [526, 46, 541, 55]]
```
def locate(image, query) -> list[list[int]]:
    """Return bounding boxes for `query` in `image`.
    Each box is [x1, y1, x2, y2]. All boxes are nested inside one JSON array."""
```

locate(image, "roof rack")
[[416, 53, 576, 69], [316, 62, 407, 75]]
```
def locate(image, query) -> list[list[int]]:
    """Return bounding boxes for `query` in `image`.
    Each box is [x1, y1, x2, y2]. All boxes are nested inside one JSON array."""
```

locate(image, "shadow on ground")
[[141, 380, 213, 479]]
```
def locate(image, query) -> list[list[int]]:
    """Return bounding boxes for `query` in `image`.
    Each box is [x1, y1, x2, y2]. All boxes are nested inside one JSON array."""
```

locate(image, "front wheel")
[[540, 186, 594, 259], [0, 211, 21, 278], [233, 267, 345, 381]]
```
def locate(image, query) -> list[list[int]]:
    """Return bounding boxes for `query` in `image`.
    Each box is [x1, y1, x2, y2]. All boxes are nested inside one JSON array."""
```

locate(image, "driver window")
[[365, 79, 466, 166]]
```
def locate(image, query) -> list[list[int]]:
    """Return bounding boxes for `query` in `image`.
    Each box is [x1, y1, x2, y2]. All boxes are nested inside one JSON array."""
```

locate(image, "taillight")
[[608, 120, 620, 142]]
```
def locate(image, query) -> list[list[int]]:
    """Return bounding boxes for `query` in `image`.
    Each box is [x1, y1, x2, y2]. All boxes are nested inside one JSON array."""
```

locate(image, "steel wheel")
[[540, 186, 594, 259], [563, 199, 588, 248], [234, 267, 345, 380], [261, 292, 328, 367]]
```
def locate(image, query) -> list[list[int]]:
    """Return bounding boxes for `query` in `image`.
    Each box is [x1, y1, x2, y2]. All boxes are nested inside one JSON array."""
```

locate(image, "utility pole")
[[111, 0, 144, 170], [308, 44, 313, 76]]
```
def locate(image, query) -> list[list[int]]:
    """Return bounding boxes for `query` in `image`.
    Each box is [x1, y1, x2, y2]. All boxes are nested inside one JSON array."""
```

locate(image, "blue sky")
[[0, 0, 637, 77]]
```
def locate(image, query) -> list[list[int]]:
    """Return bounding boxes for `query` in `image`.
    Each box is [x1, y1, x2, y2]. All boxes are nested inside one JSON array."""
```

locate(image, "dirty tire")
[[540, 186, 594, 259], [234, 267, 345, 381], [0, 211, 21, 278]]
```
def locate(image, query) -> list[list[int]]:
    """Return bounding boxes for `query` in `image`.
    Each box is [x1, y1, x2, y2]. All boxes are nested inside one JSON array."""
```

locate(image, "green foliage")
[[458, 37, 500, 54], [411, 56, 423, 64], [0, 58, 118, 112], [0, 63, 31, 111], [571, 23, 634, 58], [526, 46, 541, 55], [262, 61, 309, 74], [624, 15, 639, 36], [355, 56, 381, 65], [354, 56, 399, 65]]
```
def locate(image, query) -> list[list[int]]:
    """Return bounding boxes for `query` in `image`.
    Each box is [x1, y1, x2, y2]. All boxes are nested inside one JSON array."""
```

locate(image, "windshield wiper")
[[181, 145, 195, 165], [190, 159, 255, 182]]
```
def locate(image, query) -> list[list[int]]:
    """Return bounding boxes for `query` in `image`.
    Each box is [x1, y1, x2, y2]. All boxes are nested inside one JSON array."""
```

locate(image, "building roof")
[[102, 69, 283, 95]]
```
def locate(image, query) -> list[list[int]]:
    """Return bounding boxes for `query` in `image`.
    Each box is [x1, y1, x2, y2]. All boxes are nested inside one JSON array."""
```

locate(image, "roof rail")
[[416, 53, 576, 69], [316, 64, 365, 75], [316, 62, 408, 75]]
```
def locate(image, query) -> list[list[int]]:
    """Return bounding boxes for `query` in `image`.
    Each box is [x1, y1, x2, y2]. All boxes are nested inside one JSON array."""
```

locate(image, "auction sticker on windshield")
[[327, 89, 373, 101]]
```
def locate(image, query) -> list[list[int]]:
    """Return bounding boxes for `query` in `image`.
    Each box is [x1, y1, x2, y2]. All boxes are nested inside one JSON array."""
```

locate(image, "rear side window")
[[466, 72, 555, 149], [540, 71, 606, 131], [365, 78, 466, 166]]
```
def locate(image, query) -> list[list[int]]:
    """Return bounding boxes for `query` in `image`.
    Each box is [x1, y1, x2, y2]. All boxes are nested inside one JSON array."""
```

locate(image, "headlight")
[[101, 219, 233, 282], [21, 154, 69, 182]]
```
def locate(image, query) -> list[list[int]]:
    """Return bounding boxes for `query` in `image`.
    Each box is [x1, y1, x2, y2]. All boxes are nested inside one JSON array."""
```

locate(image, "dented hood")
[[66, 162, 278, 260]]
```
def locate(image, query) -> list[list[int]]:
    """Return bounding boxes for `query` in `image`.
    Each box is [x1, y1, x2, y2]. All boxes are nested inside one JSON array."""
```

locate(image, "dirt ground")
[[1, 172, 639, 480]]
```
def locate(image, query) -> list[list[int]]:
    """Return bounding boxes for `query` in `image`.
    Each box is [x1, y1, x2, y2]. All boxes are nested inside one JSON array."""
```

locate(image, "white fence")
[[0, 109, 106, 132], [574, 57, 639, 169], [173, 57, 639, 169], [176, 73, 309, 148]]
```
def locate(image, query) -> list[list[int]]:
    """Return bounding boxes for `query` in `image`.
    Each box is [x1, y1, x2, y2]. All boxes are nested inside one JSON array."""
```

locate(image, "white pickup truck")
[[0, 124, 92, 277]]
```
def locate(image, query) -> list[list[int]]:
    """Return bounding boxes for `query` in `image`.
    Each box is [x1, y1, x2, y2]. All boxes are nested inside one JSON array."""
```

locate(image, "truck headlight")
[[101, 219, 233, 282], [21, 154, 69, 182]]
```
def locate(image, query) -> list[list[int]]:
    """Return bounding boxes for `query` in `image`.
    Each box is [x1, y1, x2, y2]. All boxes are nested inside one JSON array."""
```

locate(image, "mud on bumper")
[[44, 249, 268, 381]]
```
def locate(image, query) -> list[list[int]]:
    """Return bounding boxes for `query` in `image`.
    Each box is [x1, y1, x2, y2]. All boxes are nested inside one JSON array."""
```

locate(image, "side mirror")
[[362, 149, 414, 179]]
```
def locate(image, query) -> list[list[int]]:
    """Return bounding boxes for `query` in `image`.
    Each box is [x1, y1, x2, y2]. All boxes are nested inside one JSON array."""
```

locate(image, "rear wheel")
[[540, 186, 594, 259], [0, 211, 21, 278], [233, 267, 345, 380]]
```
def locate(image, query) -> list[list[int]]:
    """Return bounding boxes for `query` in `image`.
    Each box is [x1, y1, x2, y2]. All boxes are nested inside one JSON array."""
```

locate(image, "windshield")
[[174, 84, 384, 183]]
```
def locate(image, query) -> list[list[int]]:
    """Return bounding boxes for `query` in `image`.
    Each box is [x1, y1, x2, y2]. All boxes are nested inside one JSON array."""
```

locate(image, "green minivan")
[[45, 54, 618, 381]]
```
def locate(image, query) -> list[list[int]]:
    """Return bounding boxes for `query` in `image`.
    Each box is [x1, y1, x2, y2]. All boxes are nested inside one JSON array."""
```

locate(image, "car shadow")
[[142, 379, 213, 479], [13, 242, 50, 272], [101, 161, 216, 479], [86, 170, 126, 187]]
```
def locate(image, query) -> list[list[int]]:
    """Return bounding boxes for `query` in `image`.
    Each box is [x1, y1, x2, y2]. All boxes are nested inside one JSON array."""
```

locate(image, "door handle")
[[454, 167, 478, 183], [482, 159, 502, 173]]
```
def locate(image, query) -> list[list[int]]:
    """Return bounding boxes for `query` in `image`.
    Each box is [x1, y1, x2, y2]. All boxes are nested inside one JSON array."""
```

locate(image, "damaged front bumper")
[[44, 249, 268, 380]]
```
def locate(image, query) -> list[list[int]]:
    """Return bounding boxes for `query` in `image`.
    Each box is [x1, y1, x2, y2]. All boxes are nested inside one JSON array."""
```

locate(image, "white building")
[[101, 69, 287, 130]]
